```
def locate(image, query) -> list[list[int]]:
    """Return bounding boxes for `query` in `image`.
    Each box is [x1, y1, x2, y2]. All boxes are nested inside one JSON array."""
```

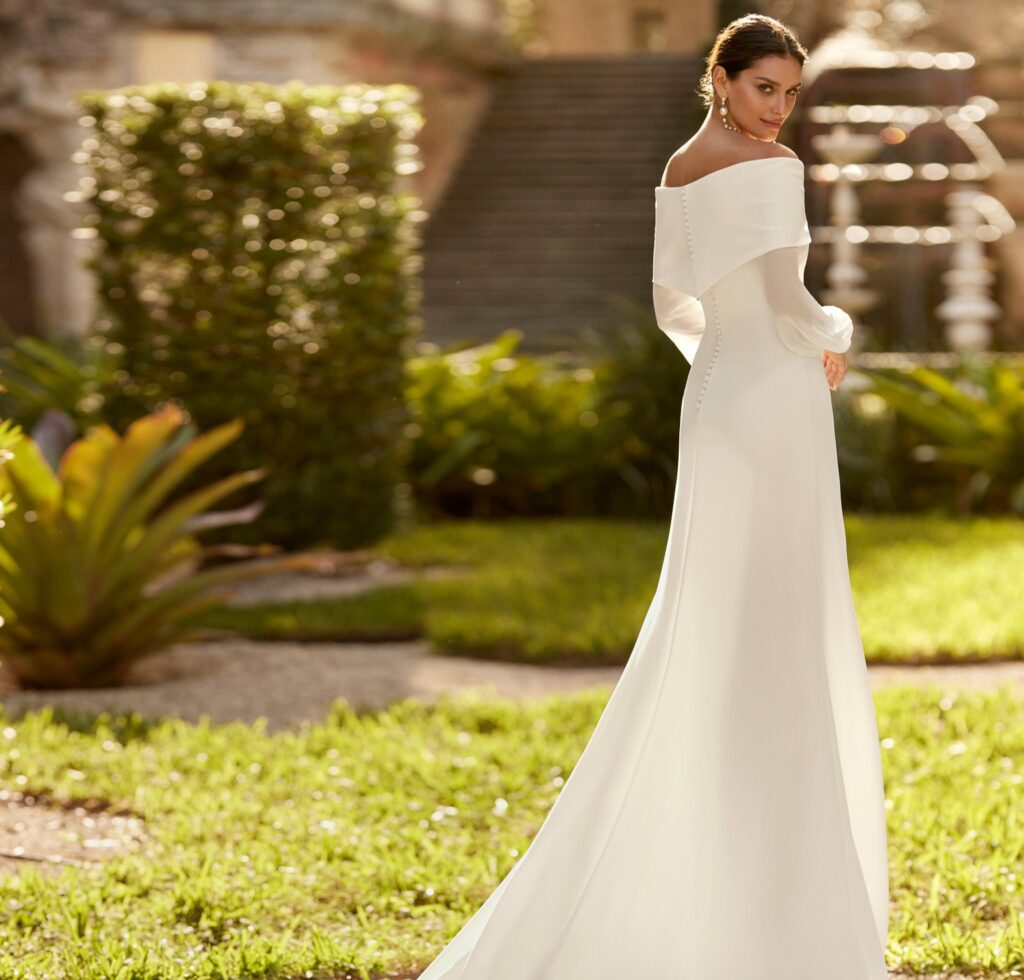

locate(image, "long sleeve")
[[762, 245, 853, 357], [652, 281, 705, 366]]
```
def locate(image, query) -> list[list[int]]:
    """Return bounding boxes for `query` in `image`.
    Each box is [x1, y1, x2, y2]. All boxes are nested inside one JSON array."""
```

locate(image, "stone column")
[[0, 66, 96, 339]]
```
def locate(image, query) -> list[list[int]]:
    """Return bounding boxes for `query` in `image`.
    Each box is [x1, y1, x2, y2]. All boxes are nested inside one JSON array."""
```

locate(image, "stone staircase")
[[421, 53, 706, 352]]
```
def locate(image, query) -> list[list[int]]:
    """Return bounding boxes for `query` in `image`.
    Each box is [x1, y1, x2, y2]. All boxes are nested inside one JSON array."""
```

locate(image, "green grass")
[[2, 685, 1024, 977], [201, 584, 426, 642], [200, 519, 665, 664], [846, 515, 1024, 662], [198, 515, 1024, 665]]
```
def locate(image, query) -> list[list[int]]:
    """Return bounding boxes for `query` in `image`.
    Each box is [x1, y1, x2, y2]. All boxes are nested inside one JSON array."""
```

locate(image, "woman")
[[416, 14, 889, 978]]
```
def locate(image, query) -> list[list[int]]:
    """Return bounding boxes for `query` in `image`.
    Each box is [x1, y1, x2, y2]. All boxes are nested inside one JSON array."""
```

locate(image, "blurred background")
[[0, 0, 1022, 689], [0, 0, 1022, 544], [3, 0, 1024, 348]]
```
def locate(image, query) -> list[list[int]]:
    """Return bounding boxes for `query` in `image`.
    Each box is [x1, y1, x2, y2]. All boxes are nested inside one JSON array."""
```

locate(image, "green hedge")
[[404, 318, 691, 519], [403, 326, 1024, 519], [77, 80, 423, 548], [405, 330, 604, 517]]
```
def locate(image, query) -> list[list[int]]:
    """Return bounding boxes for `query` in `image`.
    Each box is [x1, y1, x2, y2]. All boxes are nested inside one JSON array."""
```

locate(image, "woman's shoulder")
[[661, 138, 799, 188], [758, 142, 799, 161]]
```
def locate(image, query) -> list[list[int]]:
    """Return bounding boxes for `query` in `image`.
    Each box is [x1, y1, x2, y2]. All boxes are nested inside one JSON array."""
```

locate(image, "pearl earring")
[[719, 95, 740, 133]]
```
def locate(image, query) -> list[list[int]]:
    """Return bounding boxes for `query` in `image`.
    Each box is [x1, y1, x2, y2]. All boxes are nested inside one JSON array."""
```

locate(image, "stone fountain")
[[801, 21, 1016, 355], [809, 123, 883, 351]]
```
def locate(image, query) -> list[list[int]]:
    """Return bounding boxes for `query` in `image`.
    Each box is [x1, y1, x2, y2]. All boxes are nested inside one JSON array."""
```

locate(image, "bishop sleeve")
[[652, 281, 706, 366], [762, 245, 853, 357]]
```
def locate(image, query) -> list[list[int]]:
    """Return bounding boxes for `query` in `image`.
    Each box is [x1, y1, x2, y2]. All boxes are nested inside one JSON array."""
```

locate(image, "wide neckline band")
[[653, 155, 805, 193]]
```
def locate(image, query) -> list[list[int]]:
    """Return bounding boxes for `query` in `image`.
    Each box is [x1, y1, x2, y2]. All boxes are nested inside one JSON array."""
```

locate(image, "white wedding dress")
[[416, 155, 890, 979]]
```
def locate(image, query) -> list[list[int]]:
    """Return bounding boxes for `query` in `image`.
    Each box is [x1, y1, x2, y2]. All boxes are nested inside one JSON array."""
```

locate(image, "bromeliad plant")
[[0, 404, 310, 690], [859, 355, 1024, 515], [0, 417, 20, 540]]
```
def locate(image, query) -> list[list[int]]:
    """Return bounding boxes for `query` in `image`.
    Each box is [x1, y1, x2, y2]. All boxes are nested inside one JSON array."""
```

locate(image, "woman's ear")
[[711, 64, 726, 102]]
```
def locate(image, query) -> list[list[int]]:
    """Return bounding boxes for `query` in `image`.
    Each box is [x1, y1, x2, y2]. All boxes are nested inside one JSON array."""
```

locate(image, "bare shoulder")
[[660, 137, 798, 187], [758, 142, 799, 160], [729, 139, 799, 164], [659, 137, 700, 188]]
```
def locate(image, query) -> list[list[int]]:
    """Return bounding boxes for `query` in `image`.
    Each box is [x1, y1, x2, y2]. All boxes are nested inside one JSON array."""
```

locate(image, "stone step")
[[422, 53, 704, 348]]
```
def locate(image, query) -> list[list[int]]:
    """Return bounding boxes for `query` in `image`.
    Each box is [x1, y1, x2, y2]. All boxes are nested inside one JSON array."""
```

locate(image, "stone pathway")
[[222, 554, 465, 606], [0, 638, 620, 732], [3, 636, 1024, 735], [7, 559, 1017, 732]]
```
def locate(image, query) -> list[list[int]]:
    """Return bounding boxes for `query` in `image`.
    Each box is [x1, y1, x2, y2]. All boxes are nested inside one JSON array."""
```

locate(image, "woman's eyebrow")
[[754, 75, 801, 88]]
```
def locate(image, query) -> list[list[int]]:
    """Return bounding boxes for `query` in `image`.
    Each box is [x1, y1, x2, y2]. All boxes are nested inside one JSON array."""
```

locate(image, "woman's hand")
[[822, 350, 847, 390]]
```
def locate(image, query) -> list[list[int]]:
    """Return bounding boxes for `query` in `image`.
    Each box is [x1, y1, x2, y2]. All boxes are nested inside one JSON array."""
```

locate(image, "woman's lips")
[[762, 118, 782, 129]]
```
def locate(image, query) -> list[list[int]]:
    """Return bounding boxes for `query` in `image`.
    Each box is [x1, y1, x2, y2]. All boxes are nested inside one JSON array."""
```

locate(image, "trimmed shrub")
[[405, 330, 605, 518], [404, 318, 691, 520], [580, 298, 691, 515], [77, 80, 423, 548]]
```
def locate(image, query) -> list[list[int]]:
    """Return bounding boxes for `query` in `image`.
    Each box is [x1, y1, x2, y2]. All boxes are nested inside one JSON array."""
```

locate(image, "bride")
[[416, 13, 890, 978]]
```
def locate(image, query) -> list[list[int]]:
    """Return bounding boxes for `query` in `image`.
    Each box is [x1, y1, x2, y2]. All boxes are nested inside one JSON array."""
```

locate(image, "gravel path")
[[6, 564, 1018, 733], [3, 637, 1024, 735], [0, 639, 621, 732]]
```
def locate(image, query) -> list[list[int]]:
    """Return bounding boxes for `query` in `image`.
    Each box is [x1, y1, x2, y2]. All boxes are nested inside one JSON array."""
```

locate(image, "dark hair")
[[697, 14, 808, 108]]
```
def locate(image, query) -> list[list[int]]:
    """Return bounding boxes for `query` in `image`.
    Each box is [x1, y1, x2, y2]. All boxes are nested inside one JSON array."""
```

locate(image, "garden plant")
[[0, 404, 311, 689]]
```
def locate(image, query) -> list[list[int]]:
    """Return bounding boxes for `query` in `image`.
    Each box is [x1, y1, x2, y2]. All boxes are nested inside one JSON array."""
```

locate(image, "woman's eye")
[[759, 85, 772, 93]]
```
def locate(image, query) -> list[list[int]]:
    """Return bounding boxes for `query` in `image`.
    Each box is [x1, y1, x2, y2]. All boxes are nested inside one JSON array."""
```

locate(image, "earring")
[[719, 95, 741, 133]]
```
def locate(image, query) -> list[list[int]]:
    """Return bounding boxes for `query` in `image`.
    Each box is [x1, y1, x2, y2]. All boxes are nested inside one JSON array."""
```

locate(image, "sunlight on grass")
[[1, 685, 1024, 976], [846, 515, 1024, 661], [202, 516, 1024, 666]]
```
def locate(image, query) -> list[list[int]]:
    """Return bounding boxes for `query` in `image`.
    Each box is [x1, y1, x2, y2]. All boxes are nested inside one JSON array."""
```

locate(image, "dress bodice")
[[650, 155, 853, 366], [652, 156, 812, 300]]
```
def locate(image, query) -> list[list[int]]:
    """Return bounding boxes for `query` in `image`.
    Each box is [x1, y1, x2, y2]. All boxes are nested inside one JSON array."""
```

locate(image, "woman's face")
[[714, 54, 803, 141]]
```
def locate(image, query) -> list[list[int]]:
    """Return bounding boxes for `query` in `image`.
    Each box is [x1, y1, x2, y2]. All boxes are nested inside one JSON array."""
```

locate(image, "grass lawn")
[[198, 515, 1024, 665], [1, 685, 1023, 977]]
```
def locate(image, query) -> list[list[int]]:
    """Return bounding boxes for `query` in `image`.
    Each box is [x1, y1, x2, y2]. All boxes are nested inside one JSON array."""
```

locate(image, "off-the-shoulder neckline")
[[654, 154, 804, 192]]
